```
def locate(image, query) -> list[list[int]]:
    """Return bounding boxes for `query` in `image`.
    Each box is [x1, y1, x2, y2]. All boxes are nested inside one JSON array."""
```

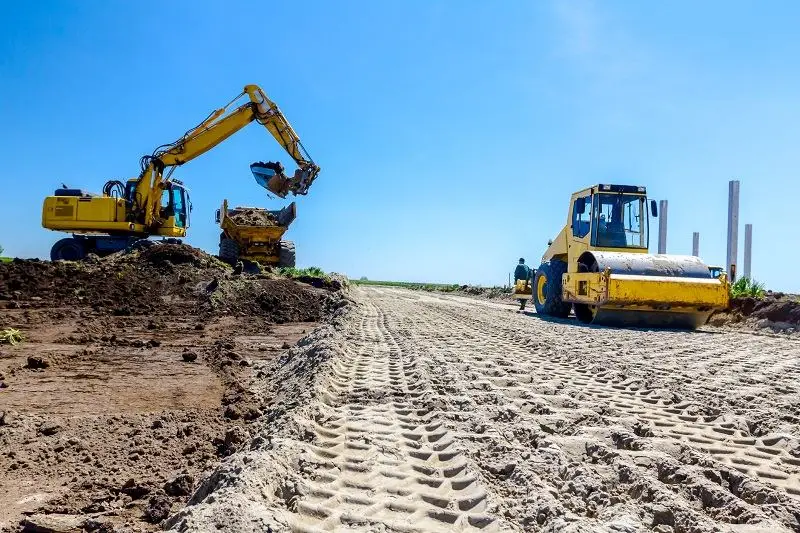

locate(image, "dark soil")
[[0, 243, 330, 323], [228, 208, 278, 227], [709, 292, 800, 331], [0, 242, 344, 531]]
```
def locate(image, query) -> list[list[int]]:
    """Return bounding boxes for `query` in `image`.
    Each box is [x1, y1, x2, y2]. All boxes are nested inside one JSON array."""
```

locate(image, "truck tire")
[[532, 260, 571, 318], [278, 241, 296, 268], [50, 238, 86, 261], [219, 238, 240, 265]]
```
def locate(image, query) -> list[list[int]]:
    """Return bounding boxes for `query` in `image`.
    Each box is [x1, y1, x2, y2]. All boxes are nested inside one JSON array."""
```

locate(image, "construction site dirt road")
[[170, 286, 800, 533]]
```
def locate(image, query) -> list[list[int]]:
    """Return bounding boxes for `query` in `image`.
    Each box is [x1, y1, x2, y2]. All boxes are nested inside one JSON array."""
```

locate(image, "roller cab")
[[534, 184, 729, 329]]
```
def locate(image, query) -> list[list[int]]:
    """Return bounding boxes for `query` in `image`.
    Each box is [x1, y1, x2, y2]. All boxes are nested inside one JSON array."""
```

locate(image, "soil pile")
[[228, 209, 278, 227], [710, 292, 800, 332], [0, 243, 335, 322]]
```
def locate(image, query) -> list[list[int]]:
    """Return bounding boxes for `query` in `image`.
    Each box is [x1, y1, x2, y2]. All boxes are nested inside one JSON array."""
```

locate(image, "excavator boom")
[[132, 84, 320, 229]]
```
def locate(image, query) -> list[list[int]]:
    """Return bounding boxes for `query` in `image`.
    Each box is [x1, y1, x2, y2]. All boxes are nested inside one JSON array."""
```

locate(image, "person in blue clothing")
[[514, 258, 532, 310]]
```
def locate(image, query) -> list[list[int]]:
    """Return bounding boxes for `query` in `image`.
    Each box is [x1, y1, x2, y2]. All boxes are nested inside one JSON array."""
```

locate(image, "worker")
[[514, 258, 531, 311]]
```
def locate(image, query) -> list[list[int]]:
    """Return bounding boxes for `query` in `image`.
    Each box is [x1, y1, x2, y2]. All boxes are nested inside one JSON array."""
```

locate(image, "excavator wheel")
[[278, 241, 296, 268], [532, 260, 571, 318], [219, 238, 240, 265], [50, 238, 86, 261]]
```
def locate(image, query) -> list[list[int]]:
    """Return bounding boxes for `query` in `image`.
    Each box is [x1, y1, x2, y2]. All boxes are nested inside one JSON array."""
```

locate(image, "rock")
[[0, 381, 7, 389], [38, 421, 62, 436], [0, 410, 9, 425], [26, 356, 50, 369], [144, 493, 172, 523], [223, 405, 242, 420], [20, 513, 84, 532], [181, 351, 198, 363], [650, 504, 674, 527], [147, 339, 161, 348], [120, 478, 150, 500], [224, 426, 250, 455], [164, 472, 194, 497], [281, 342, 291, 349]]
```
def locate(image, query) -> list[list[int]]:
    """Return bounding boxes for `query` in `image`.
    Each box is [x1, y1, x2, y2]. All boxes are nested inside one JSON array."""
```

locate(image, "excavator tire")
[[278, 241, 296, 268], [50, 238, 86, 261], [219, 238, 240, 265], [532, 260, 571, 318]]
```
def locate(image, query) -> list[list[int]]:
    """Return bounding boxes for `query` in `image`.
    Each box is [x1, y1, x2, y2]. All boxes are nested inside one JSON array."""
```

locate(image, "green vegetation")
[[280, 266, 329, 280], [0, 244, 8, 262], [0, 328, 24, 345], [731, 277, 766, 299], [351, 279, 461, 292]]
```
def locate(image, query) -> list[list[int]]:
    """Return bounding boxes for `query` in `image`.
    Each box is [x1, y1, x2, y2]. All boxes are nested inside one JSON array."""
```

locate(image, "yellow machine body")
[[217, 199, 296, 267], [534, 184, 729, 329], [513, 279, 532, 300], [42, 186, 186, 237]]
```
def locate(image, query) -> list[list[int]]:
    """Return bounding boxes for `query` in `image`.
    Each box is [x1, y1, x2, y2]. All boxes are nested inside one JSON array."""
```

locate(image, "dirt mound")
[[710, 293, 800, 332], [138, 243, 211, 266], [0, 243, 338, 321], [457, 285, 511, 299], [204, 279, 329, 323], [228, 209, 278, 227]]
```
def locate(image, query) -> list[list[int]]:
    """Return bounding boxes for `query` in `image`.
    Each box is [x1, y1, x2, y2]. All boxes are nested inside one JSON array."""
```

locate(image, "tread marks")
[[287, 301, 503, 532], [363, 288, 800, 531]]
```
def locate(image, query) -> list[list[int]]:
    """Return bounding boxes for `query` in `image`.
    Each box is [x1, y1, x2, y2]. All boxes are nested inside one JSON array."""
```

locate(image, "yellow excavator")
[[533, 184, 729, 329], [41, 85, 319, 260]]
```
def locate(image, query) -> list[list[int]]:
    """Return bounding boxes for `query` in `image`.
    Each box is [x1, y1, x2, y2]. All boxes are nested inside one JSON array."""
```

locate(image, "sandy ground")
[[167, 286, 800, 532]]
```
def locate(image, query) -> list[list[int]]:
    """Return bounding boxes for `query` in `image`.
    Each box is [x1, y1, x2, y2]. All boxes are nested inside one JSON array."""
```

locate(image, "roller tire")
[[50, 238, 86, 261], [278, 240, 296, 268], [219, 238, 240, 265], [533, 260, 571, 318]]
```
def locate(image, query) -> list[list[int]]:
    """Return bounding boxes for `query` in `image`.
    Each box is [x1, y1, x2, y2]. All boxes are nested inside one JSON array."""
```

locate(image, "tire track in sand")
[[287, 300, 508, 532], [365, 288, 800, 531]]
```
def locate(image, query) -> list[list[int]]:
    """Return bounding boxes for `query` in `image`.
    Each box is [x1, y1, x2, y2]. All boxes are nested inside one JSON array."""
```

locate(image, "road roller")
[[533, 184, 729, 329]]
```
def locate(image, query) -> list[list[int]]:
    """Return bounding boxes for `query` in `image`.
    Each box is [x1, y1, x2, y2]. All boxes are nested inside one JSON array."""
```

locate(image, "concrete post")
[[726, 180, 740, 281], [744, 224, 752, 279], [692, 232, 699, 257], [658, 200, 668, 254]]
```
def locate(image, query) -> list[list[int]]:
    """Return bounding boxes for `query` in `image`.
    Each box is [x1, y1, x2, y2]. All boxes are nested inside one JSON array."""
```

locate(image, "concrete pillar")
[[692, 232, 699, 257], [744, 224, 752, 279], [657, 200, 668, 254], [726, 180, 740, 281]]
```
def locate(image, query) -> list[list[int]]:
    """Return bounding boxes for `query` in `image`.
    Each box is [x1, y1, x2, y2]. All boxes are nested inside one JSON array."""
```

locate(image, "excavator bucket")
[[251, 161, 290, 198], [563, 252, 729, 329]]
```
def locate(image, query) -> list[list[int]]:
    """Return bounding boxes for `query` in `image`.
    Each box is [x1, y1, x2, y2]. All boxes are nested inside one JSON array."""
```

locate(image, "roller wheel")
[[533, 260, 571, 318], [50, 238, 86, 261], [278, 240, 296, 268], [219, 238, 240, 265]]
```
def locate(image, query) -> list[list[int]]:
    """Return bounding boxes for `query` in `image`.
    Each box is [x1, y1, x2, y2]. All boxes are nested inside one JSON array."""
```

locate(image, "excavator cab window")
[[592, 194, 647, 249], [169, 186, 189, 229]]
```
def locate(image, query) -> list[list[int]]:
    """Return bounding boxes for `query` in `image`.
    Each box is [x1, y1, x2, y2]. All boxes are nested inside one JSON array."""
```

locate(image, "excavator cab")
[[122, 179, 191, 231]]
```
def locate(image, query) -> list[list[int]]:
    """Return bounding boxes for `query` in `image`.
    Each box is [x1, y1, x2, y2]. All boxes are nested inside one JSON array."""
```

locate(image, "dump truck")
[[533, 184, 729, 329], [216, 199, 296, 268], [41, 84, 319, 260]]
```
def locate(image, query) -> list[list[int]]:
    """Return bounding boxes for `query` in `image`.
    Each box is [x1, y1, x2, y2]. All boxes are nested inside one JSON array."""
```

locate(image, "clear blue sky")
[[1, 1, 798, 290]]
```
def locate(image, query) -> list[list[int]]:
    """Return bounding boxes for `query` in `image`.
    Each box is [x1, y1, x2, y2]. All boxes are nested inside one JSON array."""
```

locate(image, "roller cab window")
[[591, 193, 648, 249], [572, 195, 591, 238]]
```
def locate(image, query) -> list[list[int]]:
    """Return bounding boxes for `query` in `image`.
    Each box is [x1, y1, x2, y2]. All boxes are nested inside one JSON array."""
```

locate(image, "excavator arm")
[[133, 85, 320, 229]]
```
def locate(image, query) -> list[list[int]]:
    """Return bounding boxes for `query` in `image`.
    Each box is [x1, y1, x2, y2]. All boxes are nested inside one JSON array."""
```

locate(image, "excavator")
[[41, 84, 319, 260], [533, 184, 729, 329]]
